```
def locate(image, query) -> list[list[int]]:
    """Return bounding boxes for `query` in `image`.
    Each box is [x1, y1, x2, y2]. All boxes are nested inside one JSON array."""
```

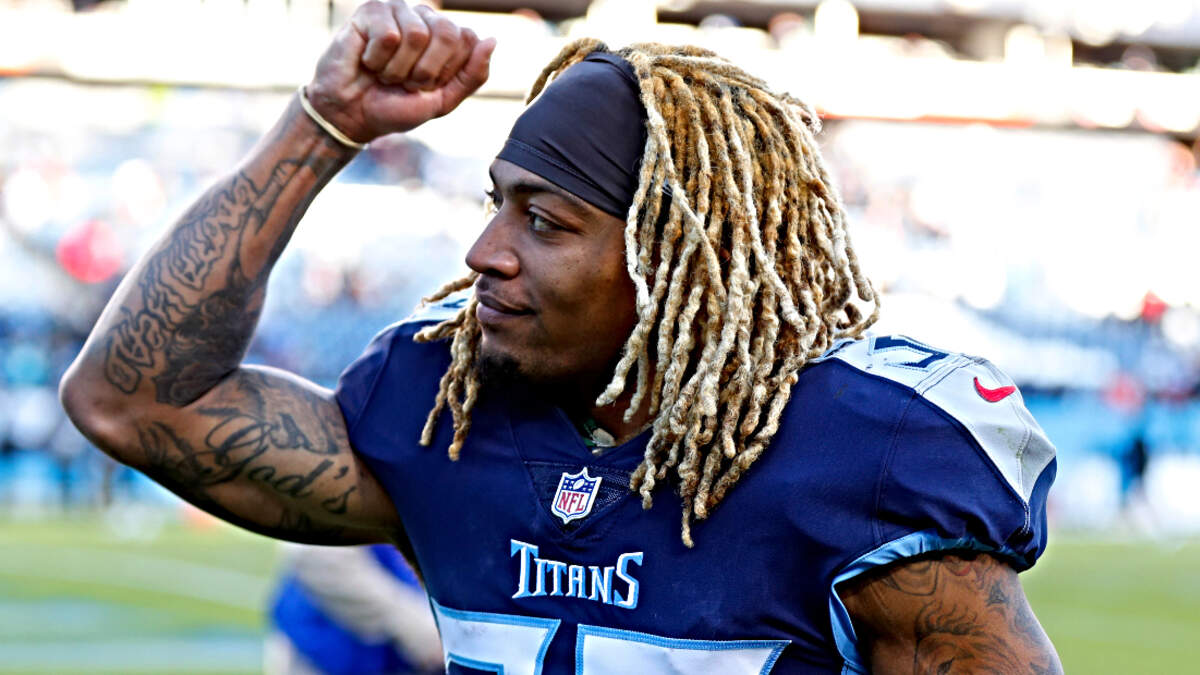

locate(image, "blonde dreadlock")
[[415, 39, 879, 546]]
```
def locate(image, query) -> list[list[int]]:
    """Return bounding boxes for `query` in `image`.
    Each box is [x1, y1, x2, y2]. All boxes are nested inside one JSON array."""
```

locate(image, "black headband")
[[496, 52, 647, 218]]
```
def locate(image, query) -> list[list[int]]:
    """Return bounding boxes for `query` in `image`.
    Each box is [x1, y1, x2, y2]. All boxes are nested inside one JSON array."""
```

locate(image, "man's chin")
[[474, 343, 610, 401], [476, 349, 527, 392], [475, 347, 567, 397]]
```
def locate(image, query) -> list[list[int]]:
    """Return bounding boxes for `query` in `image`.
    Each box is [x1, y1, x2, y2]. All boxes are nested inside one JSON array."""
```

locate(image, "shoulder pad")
[[401, 291, 470, 326], [813, 335, 1055, 503]]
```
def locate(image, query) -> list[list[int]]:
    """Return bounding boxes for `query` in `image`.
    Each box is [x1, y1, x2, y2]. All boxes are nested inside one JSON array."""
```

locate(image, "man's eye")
[[484, 189, 500, 206], [529, 214, 559, 233]]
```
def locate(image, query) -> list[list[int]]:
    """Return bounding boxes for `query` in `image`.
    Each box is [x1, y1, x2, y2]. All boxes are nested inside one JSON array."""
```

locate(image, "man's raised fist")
[[306, 1, 495, 144]]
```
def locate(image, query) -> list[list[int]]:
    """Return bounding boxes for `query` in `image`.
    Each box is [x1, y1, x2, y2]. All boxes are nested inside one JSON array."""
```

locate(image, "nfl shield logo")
[[551, 468, 603, 524]]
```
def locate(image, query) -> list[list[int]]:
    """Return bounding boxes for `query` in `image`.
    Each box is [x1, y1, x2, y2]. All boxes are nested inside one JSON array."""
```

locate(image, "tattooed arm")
[[838, 552, 1063, 675], [59, 1, 494, 544]]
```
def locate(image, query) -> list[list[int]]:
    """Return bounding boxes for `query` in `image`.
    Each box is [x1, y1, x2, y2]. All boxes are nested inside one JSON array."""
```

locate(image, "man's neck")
[[587, 391, 653, 446], [554, 369, 653, 447], [497, 361, 655, 447]]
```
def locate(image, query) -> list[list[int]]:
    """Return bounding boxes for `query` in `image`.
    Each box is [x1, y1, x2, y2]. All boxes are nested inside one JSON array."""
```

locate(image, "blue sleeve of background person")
[[369, 543, 423, 588], [271, 545, 426, 674], [271, 575, 415, 675]]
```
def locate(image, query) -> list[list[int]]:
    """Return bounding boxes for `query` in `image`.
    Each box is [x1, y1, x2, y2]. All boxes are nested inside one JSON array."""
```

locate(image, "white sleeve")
[[283, 544, 443, 669]]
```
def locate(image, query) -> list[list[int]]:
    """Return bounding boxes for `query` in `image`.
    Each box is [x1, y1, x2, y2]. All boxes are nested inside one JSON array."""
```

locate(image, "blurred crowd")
[[1, 0, 1199, 536], [0, 80, 491, 514]]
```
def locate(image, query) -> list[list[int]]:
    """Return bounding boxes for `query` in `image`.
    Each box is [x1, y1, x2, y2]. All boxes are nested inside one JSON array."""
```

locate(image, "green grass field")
[[0, 511, 279, 675], [1, 512, 1197, 673], [1021, 535, 1200, 673]]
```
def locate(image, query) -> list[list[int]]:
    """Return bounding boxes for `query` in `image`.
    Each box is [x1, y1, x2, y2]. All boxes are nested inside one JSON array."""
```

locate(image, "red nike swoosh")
[[974, 377, 1016, 403]]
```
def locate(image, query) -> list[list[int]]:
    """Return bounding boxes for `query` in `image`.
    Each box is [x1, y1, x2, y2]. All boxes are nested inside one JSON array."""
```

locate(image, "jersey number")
[[433, 600, 789, 675], [872, 336, 949, 370]]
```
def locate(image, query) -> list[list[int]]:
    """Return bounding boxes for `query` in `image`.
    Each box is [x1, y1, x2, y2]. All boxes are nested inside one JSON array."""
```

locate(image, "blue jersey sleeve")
[[335, 296, 467, 436], [335, 324, 402, 436], [875, 392, 1055, 571], [332, 297, 463, 540], [816, 335, 1057, 673]]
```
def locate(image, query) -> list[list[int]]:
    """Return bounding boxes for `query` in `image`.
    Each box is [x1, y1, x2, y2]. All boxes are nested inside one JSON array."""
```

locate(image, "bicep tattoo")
[[845, 553, 1062, 675]]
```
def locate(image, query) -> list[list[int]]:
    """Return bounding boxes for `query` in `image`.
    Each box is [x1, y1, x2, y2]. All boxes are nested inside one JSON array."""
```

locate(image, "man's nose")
[[465, 215, 520, 279]]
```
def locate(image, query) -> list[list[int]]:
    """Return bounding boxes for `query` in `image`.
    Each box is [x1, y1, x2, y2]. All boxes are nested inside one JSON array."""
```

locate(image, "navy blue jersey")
[[336, 302, 1056, 674]]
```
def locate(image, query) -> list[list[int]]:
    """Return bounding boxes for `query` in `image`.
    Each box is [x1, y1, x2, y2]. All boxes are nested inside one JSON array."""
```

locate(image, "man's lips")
[[476, 290, 533, 318]]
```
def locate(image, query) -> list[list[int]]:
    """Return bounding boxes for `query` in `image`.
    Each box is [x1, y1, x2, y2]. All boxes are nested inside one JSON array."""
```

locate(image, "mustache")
[[474, 280, 533, 314]]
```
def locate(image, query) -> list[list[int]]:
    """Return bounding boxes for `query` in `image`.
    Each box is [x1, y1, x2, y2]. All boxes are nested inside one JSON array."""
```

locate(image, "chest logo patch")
[[552, 468, 602, 524]]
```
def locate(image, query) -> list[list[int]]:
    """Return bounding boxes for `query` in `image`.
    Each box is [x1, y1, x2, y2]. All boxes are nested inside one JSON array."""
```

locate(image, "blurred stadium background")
[[1, 0, 1199, 672]]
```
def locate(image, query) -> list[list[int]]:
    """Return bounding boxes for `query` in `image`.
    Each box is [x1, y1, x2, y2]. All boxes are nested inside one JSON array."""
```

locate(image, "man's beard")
[[476, 350, 528, 393], [474, 346, 626, 411]]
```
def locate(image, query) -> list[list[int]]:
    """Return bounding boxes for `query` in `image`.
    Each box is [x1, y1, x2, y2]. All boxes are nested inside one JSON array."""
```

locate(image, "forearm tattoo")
[[849, 553, 1061, 675], [71, 114, 372, 542], [101, 136, 344, 405]]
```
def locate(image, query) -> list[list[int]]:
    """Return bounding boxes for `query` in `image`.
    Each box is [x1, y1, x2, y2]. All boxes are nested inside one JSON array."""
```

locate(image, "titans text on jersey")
[[510, 539, 642, 609], [335, 300, 1056, 674]]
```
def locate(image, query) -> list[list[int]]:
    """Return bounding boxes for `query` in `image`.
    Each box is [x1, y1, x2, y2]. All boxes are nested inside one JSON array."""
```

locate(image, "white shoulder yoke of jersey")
[[811, 335, 1055, 503], [402, 292, 471, 326]]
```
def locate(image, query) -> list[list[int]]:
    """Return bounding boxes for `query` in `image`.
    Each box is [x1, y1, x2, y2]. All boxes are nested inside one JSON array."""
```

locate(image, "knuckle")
[[405, 25, 431, 48], [411, 64, 437, 82], [432, 20, 458, 43], [413, 5, 455, 36]]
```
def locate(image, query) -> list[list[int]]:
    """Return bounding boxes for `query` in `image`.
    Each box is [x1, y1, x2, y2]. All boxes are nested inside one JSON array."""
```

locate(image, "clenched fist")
[[306, 1, 495, 144]]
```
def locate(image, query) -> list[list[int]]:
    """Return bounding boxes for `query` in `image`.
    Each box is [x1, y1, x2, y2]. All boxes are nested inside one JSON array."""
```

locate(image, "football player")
[[61, 1, 1062, 672]]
